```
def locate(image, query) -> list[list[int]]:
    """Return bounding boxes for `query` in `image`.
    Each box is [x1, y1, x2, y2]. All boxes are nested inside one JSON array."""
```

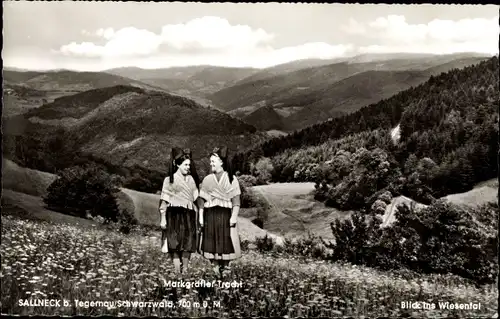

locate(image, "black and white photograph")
[[1, 1, 499, 317]]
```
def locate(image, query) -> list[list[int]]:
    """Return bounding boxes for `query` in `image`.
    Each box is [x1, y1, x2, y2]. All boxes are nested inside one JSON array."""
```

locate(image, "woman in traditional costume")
[[159, 147, 200, 274], [197, 146, 242, 276]]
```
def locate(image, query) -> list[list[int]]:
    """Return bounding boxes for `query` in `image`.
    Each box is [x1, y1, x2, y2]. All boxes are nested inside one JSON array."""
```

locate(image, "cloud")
[[58, 16, 352, 66], [56, 14, 498, 69], [344, 15, 499, 55], [96, 27, 115, 40], [62, 27, 163, 57], [60, 16, 275, 58], [340, 18, 367, 35], [159, 16, 274, 52]]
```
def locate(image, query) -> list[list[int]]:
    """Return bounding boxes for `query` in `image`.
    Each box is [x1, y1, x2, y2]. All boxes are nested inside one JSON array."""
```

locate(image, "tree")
[[44, 163, 121, 222], [251, 157, 274, 185], [323, 212, 382, 265]]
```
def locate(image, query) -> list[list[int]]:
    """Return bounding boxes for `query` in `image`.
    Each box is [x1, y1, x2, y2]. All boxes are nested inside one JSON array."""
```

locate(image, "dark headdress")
[[210, 146, 234, 183], [170, 147, 200, 188]]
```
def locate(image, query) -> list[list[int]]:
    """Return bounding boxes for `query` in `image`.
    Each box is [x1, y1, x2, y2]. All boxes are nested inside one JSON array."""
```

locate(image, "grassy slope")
[[252, 183, 352, 240], [2, 159, 57, 197], [2, 84, 74, 117], [441, 180, 498, 208], [1, 190, 100, 229]]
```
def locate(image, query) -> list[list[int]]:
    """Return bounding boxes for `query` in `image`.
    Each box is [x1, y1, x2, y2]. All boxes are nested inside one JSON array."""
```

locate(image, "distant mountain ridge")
[[103, 65, 261, 108], [210, 54, 491, 131], [105, 65, 260, 98], [281, 69, 432, 131], [5, 52, 492, 132], [2, 69, 167, 93], [210, 54, 490, 113]]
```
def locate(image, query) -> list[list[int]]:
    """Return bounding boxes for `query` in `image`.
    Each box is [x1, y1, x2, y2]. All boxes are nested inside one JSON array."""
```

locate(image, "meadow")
[[1, 214, 498, 317]]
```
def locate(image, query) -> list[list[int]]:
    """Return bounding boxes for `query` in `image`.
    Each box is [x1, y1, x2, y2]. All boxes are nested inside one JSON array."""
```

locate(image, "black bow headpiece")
[[211, 146, 228, 160], [169, 147, 199, 187], [173, 147, 191, 160], [210, 146, 233, 183]]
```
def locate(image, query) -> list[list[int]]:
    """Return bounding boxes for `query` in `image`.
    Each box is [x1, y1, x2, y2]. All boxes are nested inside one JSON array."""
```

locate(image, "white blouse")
[[199, 172, 241, 209], [159, 172, 199, 213]]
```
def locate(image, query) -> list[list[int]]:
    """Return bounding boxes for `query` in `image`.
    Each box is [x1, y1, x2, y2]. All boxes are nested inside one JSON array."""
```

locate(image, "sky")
[[3, 2, 499, 71]]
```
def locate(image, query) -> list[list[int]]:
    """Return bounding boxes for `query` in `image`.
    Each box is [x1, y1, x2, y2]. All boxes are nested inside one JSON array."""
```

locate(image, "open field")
[[441, 180, 498, 208], [252, 183, 351, 240]]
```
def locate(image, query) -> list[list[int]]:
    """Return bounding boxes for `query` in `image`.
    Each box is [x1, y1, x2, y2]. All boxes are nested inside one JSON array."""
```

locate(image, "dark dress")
[[159, 173, 199, 253], [161, 205, 198, 252], [199, 206, 235, 257], [198, 172, 241, 260]]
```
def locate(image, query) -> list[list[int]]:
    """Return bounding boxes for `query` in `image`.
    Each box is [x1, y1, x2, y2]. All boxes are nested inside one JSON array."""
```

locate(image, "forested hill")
[[231, 57, 498, 208], [232, 56, 498, 168], [4, 85, 263, 183]]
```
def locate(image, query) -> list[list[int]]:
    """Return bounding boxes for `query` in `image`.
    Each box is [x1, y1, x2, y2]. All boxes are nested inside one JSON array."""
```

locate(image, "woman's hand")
[[199, 209, 204, 227], [160, 212, 166, 229], [229, 216, 237, 227]]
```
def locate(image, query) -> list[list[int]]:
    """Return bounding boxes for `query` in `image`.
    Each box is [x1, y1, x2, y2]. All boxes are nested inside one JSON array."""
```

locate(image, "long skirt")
[[161, 206, 198, 253], [198, 206, 241, 260]]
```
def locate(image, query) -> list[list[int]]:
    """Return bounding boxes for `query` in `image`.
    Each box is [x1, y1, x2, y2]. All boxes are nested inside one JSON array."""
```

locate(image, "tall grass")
[[1, 215, 497, 317]]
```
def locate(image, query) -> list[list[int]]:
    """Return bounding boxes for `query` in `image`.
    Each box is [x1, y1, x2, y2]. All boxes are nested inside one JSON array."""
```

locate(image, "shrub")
[[370, 199, 387, 215], [293, 163, 320, 182], [240, 183, 266, 209], [115, 209, 139, 235], [122, 173, 153, 193], [43, 163, 121, 223], [282, 233, 327, 259], [240, 239, 250, 251], [369, 201, 497, 285], [472, 202, 499, 234], [393, 201, 498, 285], [238, 174, 258, 187], [250, 157, 274, 185], [368, 224, 421, 271], [322, 213, 383, 265], [378, 191, 393, 204], [251, 218, 264, 229], [255, 234, 275, 253]]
